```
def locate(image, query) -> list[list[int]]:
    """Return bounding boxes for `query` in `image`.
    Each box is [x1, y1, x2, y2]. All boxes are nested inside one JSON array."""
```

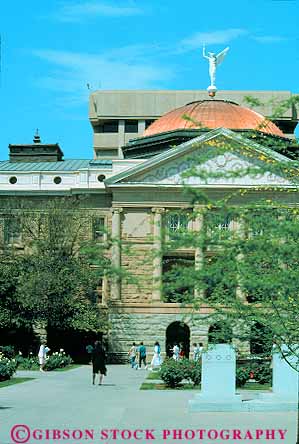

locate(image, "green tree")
[[0, 197, 110, 334]]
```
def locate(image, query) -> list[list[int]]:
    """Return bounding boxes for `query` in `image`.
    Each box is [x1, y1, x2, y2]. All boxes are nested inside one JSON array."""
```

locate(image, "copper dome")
[[143, 100, 286, 138]]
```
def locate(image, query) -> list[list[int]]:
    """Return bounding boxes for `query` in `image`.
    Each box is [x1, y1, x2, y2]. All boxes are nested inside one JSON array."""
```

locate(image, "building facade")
[[1, 90, 299, 361]]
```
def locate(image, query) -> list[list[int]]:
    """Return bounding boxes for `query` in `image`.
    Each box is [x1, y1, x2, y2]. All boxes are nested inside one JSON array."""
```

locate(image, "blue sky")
[[0, 0, 298, 160]]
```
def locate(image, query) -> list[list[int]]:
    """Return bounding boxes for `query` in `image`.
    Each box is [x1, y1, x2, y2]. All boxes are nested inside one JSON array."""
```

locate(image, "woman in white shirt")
[[38, 342, 50, 372]]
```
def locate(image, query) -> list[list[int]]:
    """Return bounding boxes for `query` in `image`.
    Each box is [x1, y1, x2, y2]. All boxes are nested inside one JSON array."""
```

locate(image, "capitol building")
[[1, 89, 298, 361]]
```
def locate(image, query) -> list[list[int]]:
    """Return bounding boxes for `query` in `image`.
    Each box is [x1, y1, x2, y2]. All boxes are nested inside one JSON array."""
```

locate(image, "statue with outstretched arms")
[[203, 45, 229, 88]]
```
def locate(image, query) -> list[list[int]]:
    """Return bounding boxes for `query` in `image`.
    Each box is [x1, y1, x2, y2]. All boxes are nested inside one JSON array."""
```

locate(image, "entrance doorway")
[[166, 321, 190, 358]]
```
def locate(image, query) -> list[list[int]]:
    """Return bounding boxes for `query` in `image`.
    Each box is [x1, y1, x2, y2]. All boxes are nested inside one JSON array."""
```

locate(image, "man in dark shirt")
[[138, 342, 147, 369]]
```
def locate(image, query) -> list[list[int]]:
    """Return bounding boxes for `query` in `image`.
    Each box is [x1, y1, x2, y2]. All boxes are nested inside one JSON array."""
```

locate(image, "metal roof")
[[0, 159, 112, 172]]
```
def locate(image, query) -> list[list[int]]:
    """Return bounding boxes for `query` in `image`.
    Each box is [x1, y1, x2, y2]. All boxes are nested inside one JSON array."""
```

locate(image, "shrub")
[[236, 366, 249, 387], [44, 351, 73, 371], [17, 354, 39, 370], [160, 358, 185, 387], [0, 345, 15, 359], [160, 358, 201, 387], [0, 352, 17, 381], [188, 361, 201, 386], [250, 361, 272, 385]]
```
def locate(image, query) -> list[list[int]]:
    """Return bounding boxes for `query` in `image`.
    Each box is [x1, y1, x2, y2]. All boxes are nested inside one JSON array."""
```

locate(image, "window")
[[216, 215, 231, 231], [208, 323, 232, 343], [145, 119, 155, 129], [250, 322, 272, 355], [97, 174, 106, 182], [166, 213, 188, 236], [162, 255, 195, 303], [204, 255, 236, 300], [92, 279, 103, 304], [53, 176, 62, 184], [92, 217, 105, 241], [95, 120, 119, 133], [206, 212, 232, 241], [4, 217, 22, 245], [9, 176, 17, 184], [125, 120, 138, 133]]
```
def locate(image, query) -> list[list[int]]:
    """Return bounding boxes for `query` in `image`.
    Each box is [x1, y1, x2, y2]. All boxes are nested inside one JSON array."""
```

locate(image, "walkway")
[[0, 365, 296, 443]]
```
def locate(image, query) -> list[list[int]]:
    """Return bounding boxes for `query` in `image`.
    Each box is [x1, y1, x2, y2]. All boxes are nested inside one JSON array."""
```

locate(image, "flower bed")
[[0, 352, 18, 381], [16, 349, 73, 371]]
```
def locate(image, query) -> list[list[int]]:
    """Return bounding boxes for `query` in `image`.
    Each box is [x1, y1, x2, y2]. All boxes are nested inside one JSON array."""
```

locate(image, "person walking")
[[138, 342, 147, 369], [193, 342, 204, 362], [172, 343, 180, 361], [128, 342, 137, 369], [150, 341, 162, 369], [91, 341, 107, 385], [38, 341, 50, 372]]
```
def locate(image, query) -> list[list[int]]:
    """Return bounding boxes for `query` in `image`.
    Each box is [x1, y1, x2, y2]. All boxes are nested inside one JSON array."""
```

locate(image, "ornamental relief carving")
[[123, 152, 293, 186]]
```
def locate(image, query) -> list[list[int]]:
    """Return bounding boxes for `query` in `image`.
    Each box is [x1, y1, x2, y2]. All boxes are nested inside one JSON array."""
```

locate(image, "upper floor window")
[[167, 213, 188, 234], [4, 217, 22, 245], [125, 120, 138, 133], [145, 119, 155, 129], [216, 214, 231, 231], [92, 217, 105, 241], [95, 120, 119, 133], [205, 212, 232, 238]]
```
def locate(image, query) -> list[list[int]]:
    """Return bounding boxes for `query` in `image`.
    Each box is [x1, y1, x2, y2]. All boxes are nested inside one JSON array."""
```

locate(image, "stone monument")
[[189, 343, 242, 411]]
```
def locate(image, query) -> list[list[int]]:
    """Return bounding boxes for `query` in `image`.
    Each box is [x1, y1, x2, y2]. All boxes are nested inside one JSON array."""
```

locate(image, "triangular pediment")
[[106, 128, 297, 188]]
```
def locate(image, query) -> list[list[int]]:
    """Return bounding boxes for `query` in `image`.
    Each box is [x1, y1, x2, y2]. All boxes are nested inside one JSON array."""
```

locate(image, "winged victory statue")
[[203, 45, 229, 96]]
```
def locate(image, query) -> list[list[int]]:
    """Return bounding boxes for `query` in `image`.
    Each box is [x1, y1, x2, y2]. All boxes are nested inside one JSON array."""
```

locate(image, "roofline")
[[106, 127, 293, 185]]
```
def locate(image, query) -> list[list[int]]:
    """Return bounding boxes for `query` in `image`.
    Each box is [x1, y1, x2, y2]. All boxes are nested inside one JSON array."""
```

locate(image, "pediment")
[[107, 128, 296, 188]]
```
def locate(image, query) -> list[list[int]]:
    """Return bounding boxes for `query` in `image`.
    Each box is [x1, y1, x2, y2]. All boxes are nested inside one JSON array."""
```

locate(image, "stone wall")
[[107, 310, 210, 362]]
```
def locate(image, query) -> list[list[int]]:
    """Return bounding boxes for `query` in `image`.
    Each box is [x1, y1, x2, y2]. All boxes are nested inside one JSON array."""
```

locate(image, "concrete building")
[[89, 90, 298, 159], [1, 90, 299, 361]]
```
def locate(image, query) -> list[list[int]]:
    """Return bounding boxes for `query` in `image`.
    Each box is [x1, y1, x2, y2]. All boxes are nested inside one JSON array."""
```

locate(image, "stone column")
[[111, 207, 122, 301], [118, 120, 125, 149], [194, 210, 204, 300], [152, 207, 164, 301], [232, 218, 246, 301], [138, 120, 146, 135]]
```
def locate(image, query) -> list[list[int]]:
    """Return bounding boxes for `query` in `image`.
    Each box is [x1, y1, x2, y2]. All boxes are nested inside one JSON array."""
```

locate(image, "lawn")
[[0, 377, 35, 388], [141, 382, 200, 390], [146, 371, 161, 380], [141, 381, 271, 391]]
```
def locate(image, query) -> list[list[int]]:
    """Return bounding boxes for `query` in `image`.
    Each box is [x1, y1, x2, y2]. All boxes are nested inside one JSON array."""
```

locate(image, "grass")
[[141, 381, 271, 391], [141, 382, 200, 390], [241, 382, 271, 390], [17, 364, 81, 372], [0, 377, 35, 388], [146, 371, 161, 380]]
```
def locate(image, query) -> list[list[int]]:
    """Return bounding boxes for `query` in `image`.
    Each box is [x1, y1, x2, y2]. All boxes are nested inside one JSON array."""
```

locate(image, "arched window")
[[208, 322, 232, 344], [250, 322, 272, 355]]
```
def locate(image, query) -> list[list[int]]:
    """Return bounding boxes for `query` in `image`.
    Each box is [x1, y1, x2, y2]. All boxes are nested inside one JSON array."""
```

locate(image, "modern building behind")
[[89, 90, 299, 159]]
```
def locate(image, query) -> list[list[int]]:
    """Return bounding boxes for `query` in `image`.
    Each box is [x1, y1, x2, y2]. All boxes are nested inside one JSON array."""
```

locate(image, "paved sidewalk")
[[0, 365, 296, 444]]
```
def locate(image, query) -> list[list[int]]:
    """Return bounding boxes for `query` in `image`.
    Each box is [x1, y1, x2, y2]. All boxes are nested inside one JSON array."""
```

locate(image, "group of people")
[[128, 341, 162, 370], [128, 341, 204, 369], [168, 342, 203, 361], [38, 339, 203, 385]]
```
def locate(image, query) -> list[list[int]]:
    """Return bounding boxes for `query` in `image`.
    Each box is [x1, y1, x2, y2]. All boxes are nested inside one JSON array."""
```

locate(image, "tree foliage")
[[0, 197, 110, 333]]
